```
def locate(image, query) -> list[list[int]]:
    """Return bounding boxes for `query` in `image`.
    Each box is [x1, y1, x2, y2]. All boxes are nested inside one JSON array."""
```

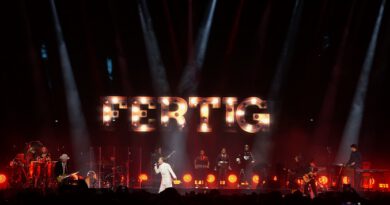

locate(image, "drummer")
[[38, 147, 51, 162], [36, 147, 52, 188]]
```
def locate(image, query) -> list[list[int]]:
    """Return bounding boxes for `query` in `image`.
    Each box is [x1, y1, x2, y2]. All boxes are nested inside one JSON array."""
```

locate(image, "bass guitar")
[[57, 171, 79, 183]]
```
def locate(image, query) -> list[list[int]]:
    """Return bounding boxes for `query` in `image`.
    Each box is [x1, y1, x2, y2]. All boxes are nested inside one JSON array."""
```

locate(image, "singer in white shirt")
[[154, 157, 177, 193]]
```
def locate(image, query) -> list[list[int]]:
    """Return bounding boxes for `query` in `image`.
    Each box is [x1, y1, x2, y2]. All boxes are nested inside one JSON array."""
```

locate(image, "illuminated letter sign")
[[101, 96, 270, 133]]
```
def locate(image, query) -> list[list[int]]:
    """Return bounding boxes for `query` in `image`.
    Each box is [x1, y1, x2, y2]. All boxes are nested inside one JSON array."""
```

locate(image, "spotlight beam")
[[312, 1, 356, 150], [108, 1, 132, 94], [178, 0, 218, 95], [50, 0, 91, 169], [225, 0, 245, 57], [20, 0, 51, 133], [336, 0, 386, 163], [268, 0, 304, 101], [162, 0, 182, 71], [187, 0, 194, 62], [261, 0, 304, 164], [138, 0, 171, 95]]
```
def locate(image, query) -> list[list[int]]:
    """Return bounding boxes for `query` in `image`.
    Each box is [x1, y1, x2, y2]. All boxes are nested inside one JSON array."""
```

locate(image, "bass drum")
[[102, 173, 127, 188]]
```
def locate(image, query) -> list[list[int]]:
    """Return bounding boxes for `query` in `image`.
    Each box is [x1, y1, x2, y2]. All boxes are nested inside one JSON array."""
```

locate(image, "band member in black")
[[346, 144, 361, 169], [194, 150, 210, 187], [345, 144, 362, 189], [215, 148, 231, 186], [236, 144, 255, 185], [303, 160, 318, 197], [54, 154, 70, 183], [287, 155, 305, 192]]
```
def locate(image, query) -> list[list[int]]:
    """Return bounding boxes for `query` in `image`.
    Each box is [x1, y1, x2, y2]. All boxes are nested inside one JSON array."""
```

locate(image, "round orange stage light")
[[252, 174, 260, 184], [318, 176, 329, 185], [206, 174, 216, 183], [228, 174, 238, 184], [138, 173, 148, 182], [0, 174, 6, 184], [362, 177, 375, 189], [342, 176, 350, 184], [183, 174, 193, 183], [273, 176, 278, 181]]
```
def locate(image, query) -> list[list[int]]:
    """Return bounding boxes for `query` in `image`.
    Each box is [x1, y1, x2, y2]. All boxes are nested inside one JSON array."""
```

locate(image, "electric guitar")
[[57, 171, 79, 183], [302, 171, 317, 183]]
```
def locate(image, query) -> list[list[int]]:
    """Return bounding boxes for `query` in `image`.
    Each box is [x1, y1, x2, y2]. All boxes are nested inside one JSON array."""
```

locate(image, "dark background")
[[0, 0, 389, 176]]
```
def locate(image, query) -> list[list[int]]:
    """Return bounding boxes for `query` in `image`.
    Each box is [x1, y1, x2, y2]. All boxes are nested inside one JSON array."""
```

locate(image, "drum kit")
[[8, 142, 133, 189], [98, 162, 128, 188], [83, 157, 129, 189], [8, 141, 58, 188]]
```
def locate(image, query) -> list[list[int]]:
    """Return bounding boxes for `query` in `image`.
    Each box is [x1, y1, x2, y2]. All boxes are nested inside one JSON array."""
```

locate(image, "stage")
[[1, 188, 390, 205], [3, 0, 390, 204]]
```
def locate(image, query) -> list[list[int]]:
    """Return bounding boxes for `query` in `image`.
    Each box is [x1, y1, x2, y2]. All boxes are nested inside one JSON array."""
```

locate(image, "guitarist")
[[303, 160, 318, 197], [287, 155, 305, 192], [54, 154, 70, 183]]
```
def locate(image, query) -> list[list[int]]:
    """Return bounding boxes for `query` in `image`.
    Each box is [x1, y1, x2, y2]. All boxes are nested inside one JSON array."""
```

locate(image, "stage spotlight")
[[228, 174, 238, 184], [106, 58, 113, 81], [140, 97, 148, 104], [236, 110, 245, 116], [189, 97, 199, 106], [111, 96, 119, 104], [139, 125, 149, 132], [318, 176, 329, 185], [206, 174, 216, 183], [379, 183, 389, 189], [161, 115, 169, 123], [0, 174, 6, 184], [173, 179, 182, 185], [103, 115, 111, 122], [362, 177, 375, 189], [250, 97, 258, 105], [183, 174, 193, 183], [132, 115, 140, 122], [212, 97, 219, 105], [252, 174, 260, 184], [226, 98, 235, 105], [255, 114, 271, 125], [342, 176, 350, 185], [200, 123, 210, 132], [273, 176, 278, 182], [138, 173, 148, 182], [161, 97, 169, 106], [103, 106, 111, 113], [226, 116, 234, 123]]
